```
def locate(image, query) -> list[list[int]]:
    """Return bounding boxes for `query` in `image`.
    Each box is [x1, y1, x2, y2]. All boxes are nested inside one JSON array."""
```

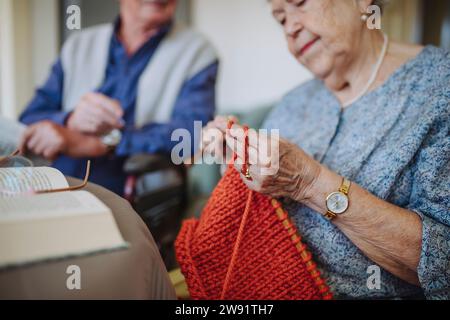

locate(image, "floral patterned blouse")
[[263, 46, 450, 299]]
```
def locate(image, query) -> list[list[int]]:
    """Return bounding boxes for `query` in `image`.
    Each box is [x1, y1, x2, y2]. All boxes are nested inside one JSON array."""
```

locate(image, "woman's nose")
[[285, 21, 303, 38]]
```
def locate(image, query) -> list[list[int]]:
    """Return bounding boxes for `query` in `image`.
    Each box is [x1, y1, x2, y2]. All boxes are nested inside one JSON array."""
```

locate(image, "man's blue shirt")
[[20, 22, 218, 195]]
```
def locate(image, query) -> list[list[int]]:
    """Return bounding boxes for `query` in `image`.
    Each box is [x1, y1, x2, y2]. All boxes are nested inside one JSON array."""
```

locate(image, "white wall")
[[31, 0, 60, 86], [0, 0, 59, 119], [191, 0, 311, 112], [0, 0, 15, 119], [0, 0, 33, 119]]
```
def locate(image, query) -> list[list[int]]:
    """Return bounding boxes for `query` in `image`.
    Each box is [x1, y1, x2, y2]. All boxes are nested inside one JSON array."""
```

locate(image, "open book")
[[0, 166, 128, 269]]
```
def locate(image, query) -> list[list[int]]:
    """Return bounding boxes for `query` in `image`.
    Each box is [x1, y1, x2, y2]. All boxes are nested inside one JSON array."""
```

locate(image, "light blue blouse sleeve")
[[407, 101, 450, 300]]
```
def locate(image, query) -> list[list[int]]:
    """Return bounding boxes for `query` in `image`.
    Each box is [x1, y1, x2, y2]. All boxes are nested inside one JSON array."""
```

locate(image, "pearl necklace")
[[343, 33, 389, 108]]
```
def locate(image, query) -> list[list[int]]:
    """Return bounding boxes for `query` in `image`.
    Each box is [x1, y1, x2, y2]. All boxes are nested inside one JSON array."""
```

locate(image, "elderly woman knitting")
[[203, 0, 450, 299]]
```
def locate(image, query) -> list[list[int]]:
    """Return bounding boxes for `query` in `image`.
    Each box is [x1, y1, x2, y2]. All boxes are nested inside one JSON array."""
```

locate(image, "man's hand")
[[19, 121, 109, 160], [19, 121, 69, 160], [67, 92, 124, 136]]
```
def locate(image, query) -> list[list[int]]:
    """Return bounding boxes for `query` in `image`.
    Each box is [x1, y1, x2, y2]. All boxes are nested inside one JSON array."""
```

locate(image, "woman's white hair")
[[372, 0, 387, 13], [353, 0, 387, 14]]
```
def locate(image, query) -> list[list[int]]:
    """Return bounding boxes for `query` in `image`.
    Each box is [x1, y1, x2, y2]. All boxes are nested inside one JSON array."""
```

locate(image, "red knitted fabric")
[[175, 166, 332, 300]]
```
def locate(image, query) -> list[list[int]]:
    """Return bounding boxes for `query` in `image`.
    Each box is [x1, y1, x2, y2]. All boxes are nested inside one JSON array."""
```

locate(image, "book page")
[[0, 191, 109, 222], [0, 167, 68, 198]]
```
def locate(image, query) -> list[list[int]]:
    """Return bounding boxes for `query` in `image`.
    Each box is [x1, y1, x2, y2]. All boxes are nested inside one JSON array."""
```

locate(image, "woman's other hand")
[[199, 115, 239, 165]]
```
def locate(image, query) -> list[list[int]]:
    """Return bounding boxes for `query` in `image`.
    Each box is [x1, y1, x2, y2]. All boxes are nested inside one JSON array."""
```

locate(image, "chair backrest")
[[442, 3, 450, 50]]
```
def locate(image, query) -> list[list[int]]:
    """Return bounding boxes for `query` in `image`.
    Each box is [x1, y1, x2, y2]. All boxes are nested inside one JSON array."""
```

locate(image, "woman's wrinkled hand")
[[225, 122, 323, 203]]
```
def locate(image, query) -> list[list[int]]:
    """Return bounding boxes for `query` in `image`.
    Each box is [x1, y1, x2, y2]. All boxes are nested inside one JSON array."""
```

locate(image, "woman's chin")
[[298, 59, 332, 80]]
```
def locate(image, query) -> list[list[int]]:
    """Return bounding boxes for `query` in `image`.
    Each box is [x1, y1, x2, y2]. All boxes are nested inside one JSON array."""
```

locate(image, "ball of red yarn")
[[175, 165, 332, 300]]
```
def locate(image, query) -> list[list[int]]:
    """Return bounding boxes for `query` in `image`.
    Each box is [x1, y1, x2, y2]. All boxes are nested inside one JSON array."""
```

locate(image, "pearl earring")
[[361, 13, 369, 22]]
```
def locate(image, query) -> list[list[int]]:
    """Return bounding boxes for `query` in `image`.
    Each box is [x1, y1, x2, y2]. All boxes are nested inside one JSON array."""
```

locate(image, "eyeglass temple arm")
[[0, 149, 91, 194], [35, 160, 91, 194], [0, 149, 20, 161]]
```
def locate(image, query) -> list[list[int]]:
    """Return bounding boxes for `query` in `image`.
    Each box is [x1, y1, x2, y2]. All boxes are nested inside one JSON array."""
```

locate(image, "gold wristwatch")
[[324, 178, 351, 220]]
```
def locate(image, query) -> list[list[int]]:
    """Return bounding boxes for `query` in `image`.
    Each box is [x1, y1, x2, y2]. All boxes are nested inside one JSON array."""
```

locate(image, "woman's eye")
[[294, 0, 306, 7], [274, 14, 286, 25]]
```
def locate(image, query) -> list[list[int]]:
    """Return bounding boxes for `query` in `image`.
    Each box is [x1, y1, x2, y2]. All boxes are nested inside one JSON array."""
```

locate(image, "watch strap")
[[338, 178, 351, 195], [324, 210, 337, 220]]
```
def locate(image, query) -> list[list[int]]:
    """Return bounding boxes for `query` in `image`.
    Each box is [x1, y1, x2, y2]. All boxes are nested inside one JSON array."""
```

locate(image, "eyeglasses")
[[0, 149, 32, 168], [0, 149, 91, 196]]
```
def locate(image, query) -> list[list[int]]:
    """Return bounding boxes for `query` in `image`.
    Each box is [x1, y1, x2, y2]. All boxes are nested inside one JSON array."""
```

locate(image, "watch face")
[[326, 192, 349, 214], [102, 129, 122, 147]]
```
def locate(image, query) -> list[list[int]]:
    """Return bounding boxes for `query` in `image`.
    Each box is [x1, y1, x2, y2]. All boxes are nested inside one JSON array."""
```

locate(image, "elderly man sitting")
[[19, 0, 218, 195]]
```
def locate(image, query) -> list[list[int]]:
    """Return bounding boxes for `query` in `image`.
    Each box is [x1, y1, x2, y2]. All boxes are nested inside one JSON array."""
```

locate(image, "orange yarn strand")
[[221, 123, 253, 299], [221, 190, 253, 299]]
